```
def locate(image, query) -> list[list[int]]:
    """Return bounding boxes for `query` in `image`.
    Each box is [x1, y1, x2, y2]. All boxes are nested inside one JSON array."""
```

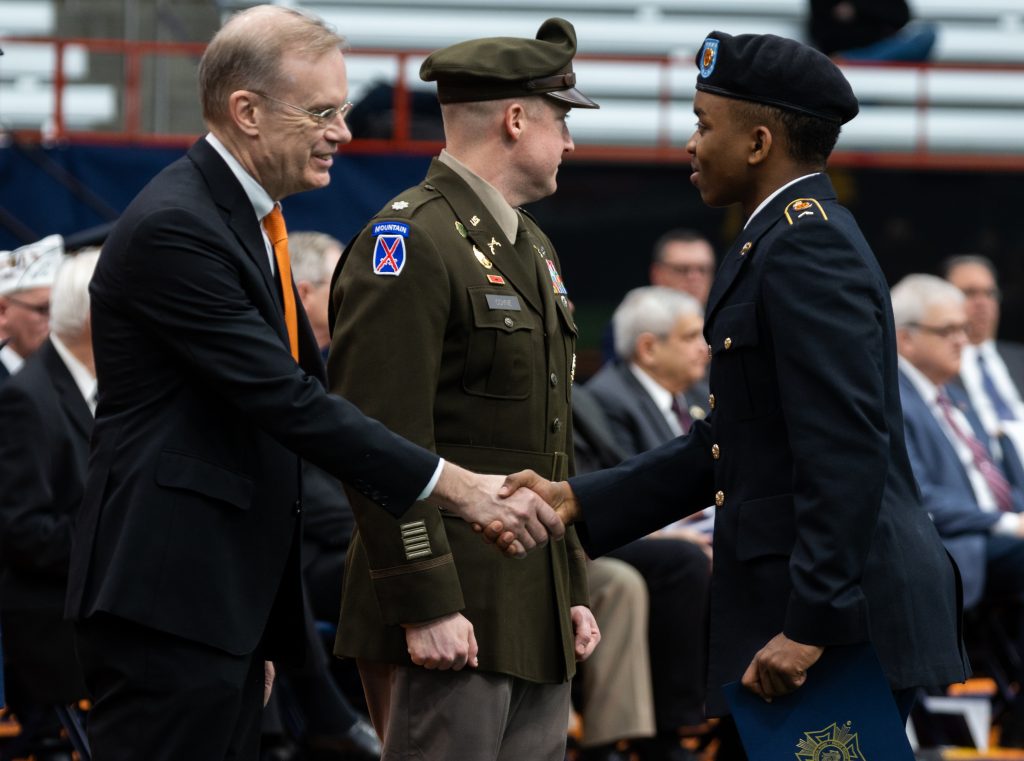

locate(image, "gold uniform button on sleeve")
[[712, 444, 720, 460], [708, 394, 715, 409], [724, 337, 732, 350], [715, 490, 725, 508]]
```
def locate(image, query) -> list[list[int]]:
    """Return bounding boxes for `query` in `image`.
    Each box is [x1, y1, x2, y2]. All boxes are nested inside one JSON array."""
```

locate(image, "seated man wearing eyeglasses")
[[0, 235, 61, 382], [894, 273, 1024, 613]]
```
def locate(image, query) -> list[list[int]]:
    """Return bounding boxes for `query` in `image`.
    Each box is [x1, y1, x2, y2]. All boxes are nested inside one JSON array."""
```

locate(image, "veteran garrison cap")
[[419, 18, 599, 109], [695, 31, 858, 124]]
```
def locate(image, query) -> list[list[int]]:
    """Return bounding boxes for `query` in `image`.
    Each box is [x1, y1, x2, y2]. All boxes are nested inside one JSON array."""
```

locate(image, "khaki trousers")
[[579, 557, 657, 747]]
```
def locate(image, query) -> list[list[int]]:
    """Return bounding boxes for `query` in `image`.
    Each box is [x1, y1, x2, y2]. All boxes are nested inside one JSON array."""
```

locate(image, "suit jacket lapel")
[[41, 340, 93, 448], [616, 363, 675, 444], [188, 140, 284, 325], [426, 161, 543, 316]]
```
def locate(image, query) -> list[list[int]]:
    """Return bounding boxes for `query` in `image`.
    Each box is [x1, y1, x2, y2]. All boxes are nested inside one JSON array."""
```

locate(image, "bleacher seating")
[[1, 1, 1023, 162]]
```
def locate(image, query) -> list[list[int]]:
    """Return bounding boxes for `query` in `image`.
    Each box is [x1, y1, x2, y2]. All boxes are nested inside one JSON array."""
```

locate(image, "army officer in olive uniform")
[[327, 19, 599, 761], [500, 31, 968, 756]]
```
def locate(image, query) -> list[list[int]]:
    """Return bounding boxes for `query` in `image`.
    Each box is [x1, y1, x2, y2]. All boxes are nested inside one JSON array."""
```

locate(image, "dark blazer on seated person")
[[65, 138, 440, 662], [585, 360, 708, 457], [0, 338, 90, 702], [898, 370, 1024, 610]]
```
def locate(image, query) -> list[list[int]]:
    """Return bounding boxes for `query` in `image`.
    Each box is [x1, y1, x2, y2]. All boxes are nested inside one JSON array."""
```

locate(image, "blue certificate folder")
[[723, 643, 914, 760]]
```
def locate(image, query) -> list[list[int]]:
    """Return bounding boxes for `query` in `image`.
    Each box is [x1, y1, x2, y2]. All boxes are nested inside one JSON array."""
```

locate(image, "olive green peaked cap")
[[420, 18, 599, 108]]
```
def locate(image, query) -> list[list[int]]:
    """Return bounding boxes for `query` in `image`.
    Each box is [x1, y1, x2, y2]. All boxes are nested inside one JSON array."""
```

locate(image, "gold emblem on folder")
[[795, 721, 864, 761]]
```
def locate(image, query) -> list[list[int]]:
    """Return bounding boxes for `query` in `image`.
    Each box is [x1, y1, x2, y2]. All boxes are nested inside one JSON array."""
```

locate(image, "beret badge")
[[699, 38, 719, 79]]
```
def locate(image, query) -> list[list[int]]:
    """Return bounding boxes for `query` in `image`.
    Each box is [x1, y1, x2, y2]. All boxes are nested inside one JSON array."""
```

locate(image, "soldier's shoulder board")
[[378, 183, 443, 219], [783, 198, 829, 225]]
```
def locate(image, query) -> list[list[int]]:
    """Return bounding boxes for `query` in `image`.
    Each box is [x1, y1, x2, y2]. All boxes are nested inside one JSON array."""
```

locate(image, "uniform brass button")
[[715, 490, 725, 508], [504, 317, 514, 328], [550, 373, 558, 387], [551, 417, 562, 433], [712, 444, 720, 460], [708, 394, 715, 410], [724, 337, 733, 350]]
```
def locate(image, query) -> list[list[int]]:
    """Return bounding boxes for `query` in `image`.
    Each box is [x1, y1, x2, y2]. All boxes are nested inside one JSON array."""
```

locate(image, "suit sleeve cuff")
[[418, 458, 445, 501]]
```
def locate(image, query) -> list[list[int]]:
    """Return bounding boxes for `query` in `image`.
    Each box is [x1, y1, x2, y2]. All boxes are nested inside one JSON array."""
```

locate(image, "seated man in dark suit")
[[944, 255, 1024, 437], [0, 248, 98, 750], [893, 273, 1024, 614], [589, 286, 710, 456]]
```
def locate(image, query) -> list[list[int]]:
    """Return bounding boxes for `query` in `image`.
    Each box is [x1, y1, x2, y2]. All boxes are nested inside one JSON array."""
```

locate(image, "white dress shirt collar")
[[629, 363, 683, 436], [205, 133, 278, 272], [0, 342, 24, 376], [50, 334, 97, 414], [745, 172, 822, 229]]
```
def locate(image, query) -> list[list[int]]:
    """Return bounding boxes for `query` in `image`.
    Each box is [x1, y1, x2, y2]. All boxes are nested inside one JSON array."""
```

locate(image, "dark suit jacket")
[[569, 173, 967, 713], [0, 338, 91, 700], [899, 371, 1024, 608], [66, 138, 439, 660], [586, 360, 709, 457], [997, 340, 1024, 395], [330, 159, 588, 684]]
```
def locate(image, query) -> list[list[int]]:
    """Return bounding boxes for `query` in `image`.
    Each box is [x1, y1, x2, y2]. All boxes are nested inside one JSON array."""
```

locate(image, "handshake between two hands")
[[434, 467, 580, 558]]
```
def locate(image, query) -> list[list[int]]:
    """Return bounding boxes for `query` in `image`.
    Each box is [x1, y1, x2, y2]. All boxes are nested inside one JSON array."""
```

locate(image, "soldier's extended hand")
[[403, 612, 479, 670], [485, 470, 581, 554], [741, 632, 824, 701], [431, 464, 564, 557]]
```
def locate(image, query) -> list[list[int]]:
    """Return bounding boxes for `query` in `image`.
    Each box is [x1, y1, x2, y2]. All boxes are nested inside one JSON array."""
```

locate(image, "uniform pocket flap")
[[711, 301, 758, 354], [736, 493, 795, 560], [156, 450, 254, 510]]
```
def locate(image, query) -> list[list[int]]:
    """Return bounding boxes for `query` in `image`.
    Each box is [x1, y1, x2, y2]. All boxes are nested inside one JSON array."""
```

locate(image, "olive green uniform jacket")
[[328, 158, 589, 684]]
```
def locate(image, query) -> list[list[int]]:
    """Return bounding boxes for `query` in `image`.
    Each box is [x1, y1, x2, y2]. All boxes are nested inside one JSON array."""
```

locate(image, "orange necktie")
[[263, 206, 300, 361]]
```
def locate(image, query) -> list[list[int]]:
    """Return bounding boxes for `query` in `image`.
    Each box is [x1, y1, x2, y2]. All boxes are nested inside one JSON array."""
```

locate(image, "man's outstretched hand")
[[472, 470, 581, 555], [430, 464, 565, 558]]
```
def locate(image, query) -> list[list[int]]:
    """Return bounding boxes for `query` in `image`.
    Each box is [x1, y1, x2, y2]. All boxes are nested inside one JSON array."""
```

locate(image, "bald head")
[[199, 4, 345, 128]]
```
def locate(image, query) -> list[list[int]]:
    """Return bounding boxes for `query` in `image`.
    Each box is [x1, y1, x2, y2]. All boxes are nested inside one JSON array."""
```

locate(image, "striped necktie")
[[262, 206, 299, 361], [936, 390, 1013, 510]]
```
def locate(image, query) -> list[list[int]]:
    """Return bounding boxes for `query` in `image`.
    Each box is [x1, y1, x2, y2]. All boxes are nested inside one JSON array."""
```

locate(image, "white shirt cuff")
[[994, 512, 1021, 536], [418, 458, 446, 501]]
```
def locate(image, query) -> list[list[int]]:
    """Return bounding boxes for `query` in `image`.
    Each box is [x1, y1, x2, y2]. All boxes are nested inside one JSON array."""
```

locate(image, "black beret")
[[420, 18, 598, 109], [694, 31, 858, 124]]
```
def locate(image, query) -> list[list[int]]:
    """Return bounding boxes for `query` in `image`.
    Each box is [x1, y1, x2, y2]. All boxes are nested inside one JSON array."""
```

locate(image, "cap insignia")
[[700, 39, 720, 78]]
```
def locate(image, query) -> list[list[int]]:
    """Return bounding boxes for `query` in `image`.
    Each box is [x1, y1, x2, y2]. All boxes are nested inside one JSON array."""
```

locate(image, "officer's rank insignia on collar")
[[795, 721, 863, 761], [784, 198, 828, 225], [391, 200, 409, 210], [371, 221, 408, 276], [473, 246, 493, 269]]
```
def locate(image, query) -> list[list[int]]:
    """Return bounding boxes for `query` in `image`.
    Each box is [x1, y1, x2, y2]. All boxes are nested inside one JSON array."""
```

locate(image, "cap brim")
[[546, 87, 599, 109]]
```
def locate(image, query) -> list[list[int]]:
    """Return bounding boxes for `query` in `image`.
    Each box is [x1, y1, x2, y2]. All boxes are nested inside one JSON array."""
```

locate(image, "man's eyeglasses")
[[907, 321, 968, 339], [4, 294, 49, 317], [253, 91, 354, 127]]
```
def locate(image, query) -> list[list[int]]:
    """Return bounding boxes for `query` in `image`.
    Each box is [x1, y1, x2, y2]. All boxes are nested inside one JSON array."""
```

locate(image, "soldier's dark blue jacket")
[[571, 172, 968, 714]]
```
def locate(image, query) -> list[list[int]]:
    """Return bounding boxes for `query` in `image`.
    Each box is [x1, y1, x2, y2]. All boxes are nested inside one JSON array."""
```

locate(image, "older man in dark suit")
[[0, 249, 98, 747], [65, 7, 561, 760], [500, 31, 967, 758]]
